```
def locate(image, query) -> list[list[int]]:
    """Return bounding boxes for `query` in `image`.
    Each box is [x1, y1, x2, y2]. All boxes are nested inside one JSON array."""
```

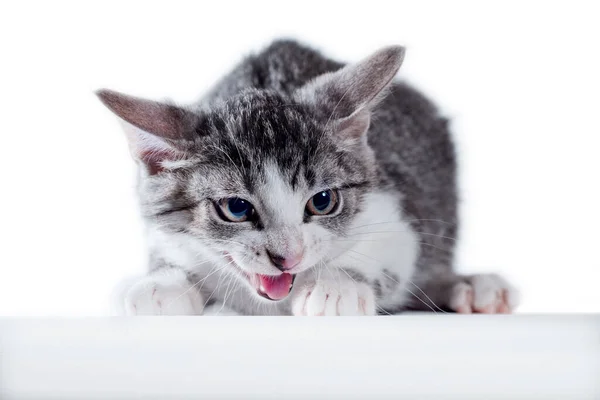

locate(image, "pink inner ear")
[[140, 149, 175, 175], [337, 109, 371, 140]]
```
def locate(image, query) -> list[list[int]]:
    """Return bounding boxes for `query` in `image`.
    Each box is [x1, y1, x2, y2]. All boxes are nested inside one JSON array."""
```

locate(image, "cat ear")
[[296, 46, 405, 141], [96, 89, 198, 175]]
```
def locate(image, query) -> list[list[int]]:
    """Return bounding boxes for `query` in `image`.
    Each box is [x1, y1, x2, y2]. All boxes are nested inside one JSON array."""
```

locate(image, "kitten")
[[98, 40, 519, 316]]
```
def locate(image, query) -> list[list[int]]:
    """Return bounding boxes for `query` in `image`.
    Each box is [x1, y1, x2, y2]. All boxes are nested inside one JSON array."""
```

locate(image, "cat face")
[[139, 91, 376, 300], [97, 45, 404, 301]]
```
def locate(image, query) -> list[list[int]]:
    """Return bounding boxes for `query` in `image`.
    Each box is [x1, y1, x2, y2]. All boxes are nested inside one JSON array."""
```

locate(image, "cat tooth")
[[259, 285, 266, 292]]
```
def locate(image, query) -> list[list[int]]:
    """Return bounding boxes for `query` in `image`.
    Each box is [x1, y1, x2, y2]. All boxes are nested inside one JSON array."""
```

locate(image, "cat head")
[[97, 45, 404, 301]]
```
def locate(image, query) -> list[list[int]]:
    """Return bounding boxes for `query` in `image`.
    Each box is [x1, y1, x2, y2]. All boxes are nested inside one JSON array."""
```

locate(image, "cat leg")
[[116, 267, 205, 316], [408, 270, 520, 314], [291, 271, 376, 316]]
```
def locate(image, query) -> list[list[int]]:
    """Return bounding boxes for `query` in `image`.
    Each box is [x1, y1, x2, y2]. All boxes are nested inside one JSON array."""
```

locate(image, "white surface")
[[1, 1, 599, 315], [1, 316, 599, 399]]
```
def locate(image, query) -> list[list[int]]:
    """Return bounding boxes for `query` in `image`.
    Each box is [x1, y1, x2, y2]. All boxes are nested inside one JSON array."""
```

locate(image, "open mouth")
[[224, 252, 296, 301], [250, 273, 296, 301]]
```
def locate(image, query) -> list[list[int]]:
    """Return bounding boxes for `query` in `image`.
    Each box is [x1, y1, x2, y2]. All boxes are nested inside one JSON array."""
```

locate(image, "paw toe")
[[304, 284, 330, 316], [449, 282, 473, 314], [292, 281, 375, 316]]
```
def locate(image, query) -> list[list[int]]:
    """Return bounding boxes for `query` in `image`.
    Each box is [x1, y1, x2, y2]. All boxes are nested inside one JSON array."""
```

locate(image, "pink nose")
[[267, 250, 303, 271]]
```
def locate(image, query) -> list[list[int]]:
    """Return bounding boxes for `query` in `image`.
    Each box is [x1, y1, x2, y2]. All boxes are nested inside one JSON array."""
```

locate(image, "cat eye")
[[217, 198, 256, 222], [305, 189, 339, 216]]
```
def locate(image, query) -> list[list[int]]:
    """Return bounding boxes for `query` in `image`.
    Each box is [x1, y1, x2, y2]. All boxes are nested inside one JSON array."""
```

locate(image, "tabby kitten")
[[98, 40, 518, 315]]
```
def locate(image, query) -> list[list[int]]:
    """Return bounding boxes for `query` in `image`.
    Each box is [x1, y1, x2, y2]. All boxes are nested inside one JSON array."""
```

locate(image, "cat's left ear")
[[296, 46, 405, 142]]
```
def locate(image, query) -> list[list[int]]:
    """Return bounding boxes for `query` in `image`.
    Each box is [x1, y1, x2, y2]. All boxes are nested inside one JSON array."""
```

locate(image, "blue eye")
[[306, 190, 338, 216], [218, 198, 255, 222]]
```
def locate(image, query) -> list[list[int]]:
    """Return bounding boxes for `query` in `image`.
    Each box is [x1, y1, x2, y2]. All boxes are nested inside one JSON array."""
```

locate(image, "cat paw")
[[449, 273, 520, 314], [123, 270, 204, 316], [292, 279, 376, 316]]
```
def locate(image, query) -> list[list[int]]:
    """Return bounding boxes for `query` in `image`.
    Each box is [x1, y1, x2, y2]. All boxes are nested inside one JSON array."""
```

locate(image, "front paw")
[[123, 270, 204, 316], [292, 279, 376, 316], [449, 273, 520, 314]]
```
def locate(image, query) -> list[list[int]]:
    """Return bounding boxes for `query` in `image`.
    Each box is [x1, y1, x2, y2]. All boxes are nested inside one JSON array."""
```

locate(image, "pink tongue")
[[258, 273, 293, 300]]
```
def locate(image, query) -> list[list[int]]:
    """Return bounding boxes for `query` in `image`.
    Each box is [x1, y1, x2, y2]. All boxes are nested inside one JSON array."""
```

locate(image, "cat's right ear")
[[96, 89, 198, 175]]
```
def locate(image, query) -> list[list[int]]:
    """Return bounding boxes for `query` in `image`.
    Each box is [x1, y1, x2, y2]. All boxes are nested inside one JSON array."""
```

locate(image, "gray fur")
[[98, 39, 464, 315]]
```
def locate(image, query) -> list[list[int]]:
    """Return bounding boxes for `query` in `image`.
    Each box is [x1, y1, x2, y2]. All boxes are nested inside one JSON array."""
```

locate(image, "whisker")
[[339, 230, 459, 242], [375, 306, 393, 316], [196, 237, 250, 248], [345, 249, 441, 313], [163, 260, 234, 310], [330, 238, 451, 253], [136, 259, 218, 298], [407, 280, 447, 313], [334, 265, 391, 315], [404, 285, 437, 313], [216, 273, 235, 315], [379, 269, 437, 313], [216, 253, 249, 315], [344, 219, 456, 233], [203, 266, 229, 310]]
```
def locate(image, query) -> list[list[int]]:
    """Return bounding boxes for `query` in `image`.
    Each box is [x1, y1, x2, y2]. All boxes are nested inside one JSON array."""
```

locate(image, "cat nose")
[[266, 250, 303, 271]]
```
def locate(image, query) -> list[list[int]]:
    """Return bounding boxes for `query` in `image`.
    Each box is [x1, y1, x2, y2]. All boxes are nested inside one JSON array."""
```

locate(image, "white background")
[[0, 1, 598, 316]]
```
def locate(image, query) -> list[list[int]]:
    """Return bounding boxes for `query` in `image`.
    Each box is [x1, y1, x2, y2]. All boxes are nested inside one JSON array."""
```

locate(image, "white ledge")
[[1, 315, 599, 399]]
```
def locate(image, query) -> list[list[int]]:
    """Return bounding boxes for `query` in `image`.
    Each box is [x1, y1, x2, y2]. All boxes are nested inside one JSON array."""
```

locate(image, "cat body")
[[99, 40, 518, 316]]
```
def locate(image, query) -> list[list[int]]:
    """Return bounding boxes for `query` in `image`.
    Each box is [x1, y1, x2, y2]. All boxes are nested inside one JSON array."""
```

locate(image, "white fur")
[[262, 162, 306, 226], [449, 273, 520, 314], [326, 191, 419, 310], [292, 274, 376, 316], [146, 228, 204, 269], [122, 269, 204, 316], [116, 176, 420, 316]]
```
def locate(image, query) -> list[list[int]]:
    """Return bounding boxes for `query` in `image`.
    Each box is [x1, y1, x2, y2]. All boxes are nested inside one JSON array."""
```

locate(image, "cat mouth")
[[224, 252, 295, 301], [250, 273, 296, 301]]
